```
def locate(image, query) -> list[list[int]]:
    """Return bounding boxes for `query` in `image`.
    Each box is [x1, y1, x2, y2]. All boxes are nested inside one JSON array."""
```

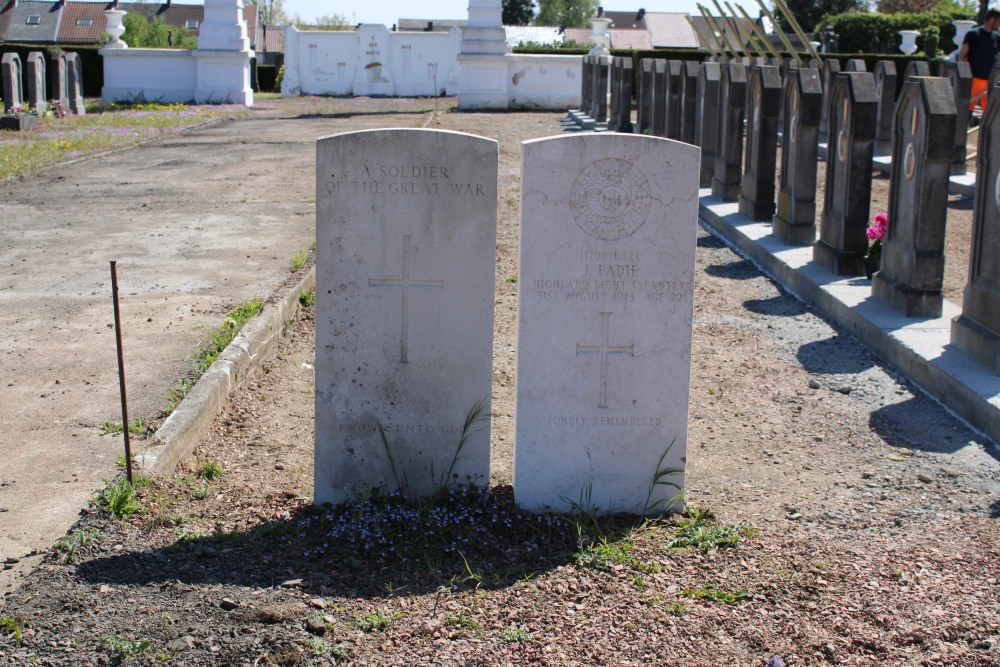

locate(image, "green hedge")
[[818, 8, 975, 55], [0, 44, 103, 98]]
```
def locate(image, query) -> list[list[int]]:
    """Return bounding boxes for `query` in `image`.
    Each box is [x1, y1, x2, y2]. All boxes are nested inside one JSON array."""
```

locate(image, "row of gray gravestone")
[[314, 129, 698, 514], [1, 50, 86, 116], [630, 55, 1000, 378]]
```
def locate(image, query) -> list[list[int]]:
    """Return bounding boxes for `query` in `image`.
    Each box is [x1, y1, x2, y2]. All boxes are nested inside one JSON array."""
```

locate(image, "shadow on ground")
[[796, 334, 877, 375], [869, 396, 999, 459]]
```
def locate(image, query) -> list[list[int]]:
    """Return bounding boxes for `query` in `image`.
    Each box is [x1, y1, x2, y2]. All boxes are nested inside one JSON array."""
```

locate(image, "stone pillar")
[[938, 61, 972, 175], [25, 52, 46, 116], [194, 0, 253, 105], [665, 60, 683, 140], [354, 25, 394, 97], [873, 77, 956, 317], [814, 71, 878, 276], [280, 26, 301, 96], [773, 67, 822, 245], [637, 58, 654, 134], [66, 53, 85, 116], [711, 61, 748, 201], [590, 55, 610, 122], [651, 60, 667, 136], [738, 65, 782, 220], [679, 61, 699, 145], [580, 56, 594, 114], [874, 60, 897, 155], [819, 58, 841, 140], [1, 53, 23, 113], [457, 0, 510, 109], [695, 61, 722, 188], [613, 57, 633, 133], [952, 92, 1000, 371]]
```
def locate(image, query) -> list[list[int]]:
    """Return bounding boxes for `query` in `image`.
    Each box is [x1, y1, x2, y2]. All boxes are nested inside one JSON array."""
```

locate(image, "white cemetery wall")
[[515, 133, 699, 515]]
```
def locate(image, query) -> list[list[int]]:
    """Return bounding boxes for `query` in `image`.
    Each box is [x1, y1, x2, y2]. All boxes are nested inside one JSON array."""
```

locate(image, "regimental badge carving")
[[569, 158, 652, 240], [904, 142, 916, 182]]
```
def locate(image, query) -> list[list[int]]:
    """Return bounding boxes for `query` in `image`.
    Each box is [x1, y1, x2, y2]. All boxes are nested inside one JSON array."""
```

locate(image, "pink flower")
[[867, 225, 885, 241], [874, 213, 888, 228]]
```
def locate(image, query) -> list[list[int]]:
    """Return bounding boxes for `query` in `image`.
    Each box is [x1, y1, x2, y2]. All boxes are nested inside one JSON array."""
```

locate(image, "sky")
[[275, 0, 769, 29]]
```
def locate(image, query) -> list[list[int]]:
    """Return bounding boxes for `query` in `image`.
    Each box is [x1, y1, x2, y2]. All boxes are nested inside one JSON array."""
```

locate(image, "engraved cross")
[[576, 311, 634, 408], [369, 235, 444, 363]]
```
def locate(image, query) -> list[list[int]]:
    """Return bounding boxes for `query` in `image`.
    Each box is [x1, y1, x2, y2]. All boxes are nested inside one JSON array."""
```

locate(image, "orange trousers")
[[972, 77, 989, 112]]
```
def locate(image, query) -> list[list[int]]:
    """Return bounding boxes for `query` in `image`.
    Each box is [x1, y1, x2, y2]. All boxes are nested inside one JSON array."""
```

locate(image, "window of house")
[[26, 16, 41, 25], [76, 18, 93, 26], [185, 20, 198, 28]]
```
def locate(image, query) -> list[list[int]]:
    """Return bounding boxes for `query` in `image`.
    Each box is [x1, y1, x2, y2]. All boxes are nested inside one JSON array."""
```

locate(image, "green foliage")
[[197, 460, 224, 481], [923, 25, 941, 59], [292, 12, 351, 29], [275, 64, 285, 93], [193, 299, 264, 374], [499, 625, 534, 643], [163, 377, 195, 416], [819, 5, 975, 55], [575, 536, 634, 569], [642, 440, 684, 515], [777, 0, 868, 33], [503, 0, 535, 25], [354, 611, 401, 633], [101, 636, 152, 661], [101, 420, 148, 437], [54, 528, 100, 564], [505, 275, 518, 283], [291, 248, 309, 271], [667, 507, 753, 552], [0, 617, 24, 646], [299, 290, 316, 307], [513, 41, 589, 54], [534, 0, 597, 28], [95, 477, 142, 518], [122, 13, 197, 48], [248, 0, 289, 26], [683, 584, 748, 604]]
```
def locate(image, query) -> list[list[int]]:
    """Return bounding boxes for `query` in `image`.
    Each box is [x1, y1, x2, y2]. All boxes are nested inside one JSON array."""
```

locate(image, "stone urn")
[[898, 30, 920, 56], [951, 20, 976, 60], [589, 17, 612, 57], [104, 9, 128, 49]]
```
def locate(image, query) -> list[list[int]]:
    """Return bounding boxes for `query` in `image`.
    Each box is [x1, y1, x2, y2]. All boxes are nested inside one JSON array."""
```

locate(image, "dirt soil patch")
[[1, 103, 999, 667]]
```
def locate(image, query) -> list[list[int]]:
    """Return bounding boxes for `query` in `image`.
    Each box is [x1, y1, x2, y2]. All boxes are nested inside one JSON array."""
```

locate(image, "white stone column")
[[280, 26, 301, 96], [194, 0, 254, 105], [457, 0, 510, 109]]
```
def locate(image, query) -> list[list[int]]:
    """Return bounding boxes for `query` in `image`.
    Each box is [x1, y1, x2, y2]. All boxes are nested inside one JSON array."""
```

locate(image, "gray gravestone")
[[819, 58, 841, 139], [590, 55, 610, 122], [938, 61, 972, 175], [66, 53, 85, 116], [25, 52, 46, 116], [845, 58, 867, 72], [738, 65, 782, 220], [952, 91, 1000, 372], [581, 56, 593, 114], [988, 64, 1000, 109], [874, 60, 898, 154], [612, 57, 633, 133], [679, 61, 699, 144], [609, 57, 621, 129], [516, 133, 697, 514], [873, 77, 956, 317], [652, 59, 668, 137], [49, 51, 68, 111], [774, 67, 823, 245], [814, 71, 878, 276], [711, 61, 748, 201], [2, 53, 23, 113], [314, 129, 498, 504], [903, 60, 931, 82], [665, 60, 683, 140], [638, 58, 655, 134], [695, 61, 722, 187]]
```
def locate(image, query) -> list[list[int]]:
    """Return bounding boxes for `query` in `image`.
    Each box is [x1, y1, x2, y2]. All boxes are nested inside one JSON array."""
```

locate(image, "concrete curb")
[[698, 191, 1000, 446], [141, 266, 316, 474]]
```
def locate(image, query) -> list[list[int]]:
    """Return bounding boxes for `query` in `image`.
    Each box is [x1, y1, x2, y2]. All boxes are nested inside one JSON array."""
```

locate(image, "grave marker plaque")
[[903, 60, 931, 81], [516, 133, 698, 514], [952, 90, 1000, 372], [738, 65, 782, 220], [814, 71, 878, 276], [774, 67, 823, 245], [845, 59, 867, 72], [873, 77, 956, 317], [711, 61, 748, 201], [314, 129, 498, 504], [695, 61, 722, 187], [874, 60, 898, 154]]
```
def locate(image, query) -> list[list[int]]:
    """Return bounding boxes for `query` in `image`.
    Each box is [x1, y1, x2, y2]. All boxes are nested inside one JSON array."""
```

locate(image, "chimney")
[[425, 20, 433, 31], [597, 6, 603, 17], [636, 8, 645, 20]]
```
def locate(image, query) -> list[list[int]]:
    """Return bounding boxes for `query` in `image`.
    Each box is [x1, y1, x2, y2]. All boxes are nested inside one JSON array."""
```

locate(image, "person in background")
[[959, 9, 1000, 118]]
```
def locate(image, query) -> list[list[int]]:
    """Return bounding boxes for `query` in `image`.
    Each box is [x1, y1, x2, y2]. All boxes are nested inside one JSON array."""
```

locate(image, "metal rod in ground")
[[110, 260, 134, 485]]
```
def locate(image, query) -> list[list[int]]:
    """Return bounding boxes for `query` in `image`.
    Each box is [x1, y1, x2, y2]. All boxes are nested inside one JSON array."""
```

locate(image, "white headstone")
[[315, 129, 498, 505], [515, 134, 699, 514]]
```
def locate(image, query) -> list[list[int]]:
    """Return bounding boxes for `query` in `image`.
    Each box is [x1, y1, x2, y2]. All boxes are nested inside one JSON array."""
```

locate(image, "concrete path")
[[0, 98, 437, 593]]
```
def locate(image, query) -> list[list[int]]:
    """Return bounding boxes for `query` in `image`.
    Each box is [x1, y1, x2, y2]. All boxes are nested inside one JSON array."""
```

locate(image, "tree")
[[121, 13, 197, 48], [503, 0, 534, 25], [534, 0, 597, 28], [289, 12, 352, 30], [247, 0, 289, 26], [775, 0, 867, 33]]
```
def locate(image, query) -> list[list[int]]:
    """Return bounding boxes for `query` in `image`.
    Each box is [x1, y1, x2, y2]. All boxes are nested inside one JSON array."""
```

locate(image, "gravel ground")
[[1, 103, 998, 667]]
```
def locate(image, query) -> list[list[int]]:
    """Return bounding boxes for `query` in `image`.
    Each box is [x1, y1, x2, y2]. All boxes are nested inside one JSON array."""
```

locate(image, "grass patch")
[[299, 290, 316, 307], [101, 636, 151, 661], [54, 528, 100, 564], [683, 584, 748, 604], [101, 420, 148, 437], [291, 248, 309, 271], [575, 537, 634, 569], [197, 459, 224, 481], [0, 617, 24, 646], [354, 611, 401, 633], [667, 507, 754, 552], [499, 625, 533, 643], [193, 298, 263, 374], [94, 477, 143, 518]]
